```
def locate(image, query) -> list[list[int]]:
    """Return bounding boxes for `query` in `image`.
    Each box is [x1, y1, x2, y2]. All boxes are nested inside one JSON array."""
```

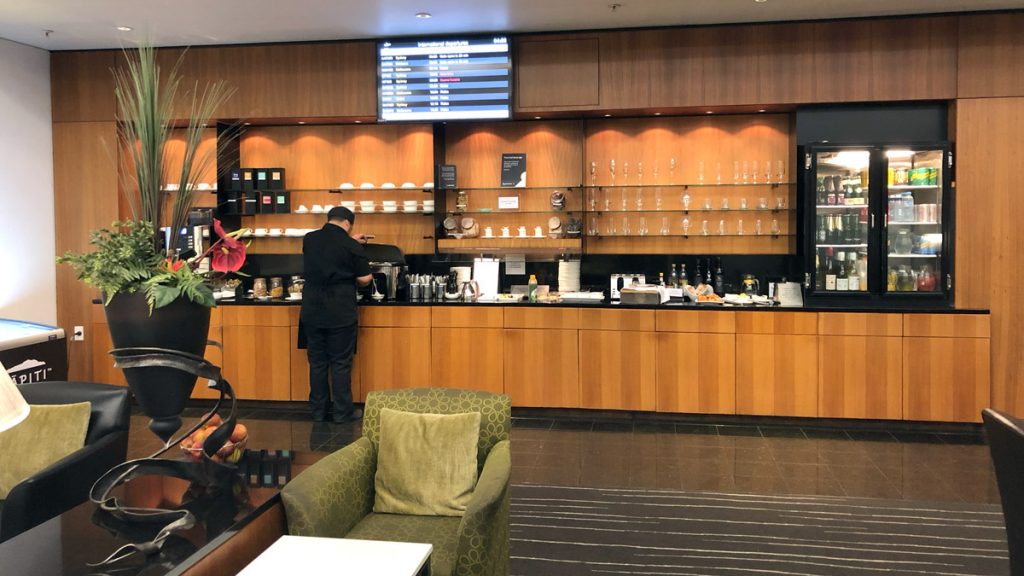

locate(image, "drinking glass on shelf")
[[776, 160, 785, 183], [655, 189, 663, 210], [752, 161, 758, 184], [637, 161, 643, 186], [636, 189, 643, 210], [589, 215, 599, 236], [660, 217, 670, 236], [638, 217, 648, 236], [703, 198, 712, 210], [623, 161, 630, 187], [716, 162, 722, 185], [604, 187, 613, 211], [653, 160, 659, 185], [590, 161, 597, 186], [669, 158, 676, 185], [743, 161, 749, 184], [717, 220, 726, 235], [775, 197, 786, 210], [698, 160, 705, 184], [733, 161, 740, 184], [621, 216, 630, 236], [609, 159, 616, 187], [721, 197, 730, 210], [739, 197, 748, 210], [682, 217, 691, 236], [737, 219, 744, 236], [771, 219, 781, 235], [605, 217, 616, 236], [764, 160, 772, 184], [701, 219, 709, 236], [621, 189, 628, 211], [755, 219, 763, 235], [758, 197, 768, 209], [683, 192, 691, 211], [588, 188, 597, 210]]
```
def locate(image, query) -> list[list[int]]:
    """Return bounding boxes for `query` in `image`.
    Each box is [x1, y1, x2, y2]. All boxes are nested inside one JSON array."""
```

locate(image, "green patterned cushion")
[[0, 402, 91, 498], [346, 513, 461, 576], [374, 408, 480, 516], [364, 388, 511, 472]]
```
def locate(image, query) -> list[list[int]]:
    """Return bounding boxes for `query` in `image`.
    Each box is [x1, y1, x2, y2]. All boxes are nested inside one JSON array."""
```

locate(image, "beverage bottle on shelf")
[[669, 264, 678, 288], [713, 260, 725, 295], [679, 263, 690, 288], [887, 267, 898, 291], [658, 272, 666, 287], [847, 252, 860, 291], [847, 213, 858, 244], [816, 177, 827, 205], [858, 253, 868, 291], [815, 251, 824, 291], [705, 259, 713, 286], [825, 249, 837, 291], [816, 215, 827, 244], [836, 251, 849, 291], [833, 213, 845, 244], [528, 274, 538, 303], [859, 208, 869, 244], [836, 180, 846, 205]]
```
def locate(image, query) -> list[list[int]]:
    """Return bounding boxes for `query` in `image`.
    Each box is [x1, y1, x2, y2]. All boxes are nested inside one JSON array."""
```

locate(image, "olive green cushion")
[[374, 407, 480, 517], [346, 513, 461, 576], [0, 402, 91, 498]]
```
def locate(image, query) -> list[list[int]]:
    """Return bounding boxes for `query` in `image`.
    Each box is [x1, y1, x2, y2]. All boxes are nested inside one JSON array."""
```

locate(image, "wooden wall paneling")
[[220, 305, 292, 327], [655, 310, 735, 333], [430, 328, 504, 394], [579, 330, 657, 411], [220, 325, 292, 400], [90, 320, 125, 387], [578, 308, 655, 331], [54, 122, 120, 381], [648, 28, 703, 108], [697, 25, 760, 106], [240, 124, 434, 190], [192, 328, 224, 400], [656, 332, 735, 414], [515, 35, 600, 111], [504, 329, 579, 407], [157, 46, 249, 120], [264, 42, 376, 118], [51, 50, 117, 122], [756, 23, 815, 105], [736, 334, 818, 417], [954, 98, 1024, 415], [812, 20, 873, 103], [584, 235, 797, 255], [358, 327, 432, 396], [431, 306, 504, 328], [903, 336, 990, 423], [902, 313, 989, 339], [870, 16, 957, 101], [444, 120, 585, 187], [818, 312, 903, 337], [503, 307, 579, 329], [735, 311, 818, 335], [818, 335, 902, 419], [598, 30, 653, 109], [958, 13, 1024, 98]]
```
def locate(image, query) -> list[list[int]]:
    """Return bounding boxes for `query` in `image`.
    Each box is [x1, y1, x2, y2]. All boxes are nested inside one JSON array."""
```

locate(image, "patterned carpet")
[[510, 484, 1010, 576]]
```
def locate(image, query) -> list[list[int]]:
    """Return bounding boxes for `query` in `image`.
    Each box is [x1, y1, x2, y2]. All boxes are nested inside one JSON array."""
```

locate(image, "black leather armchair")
[[982, 408, 1024, 576], [0, 381, 130, 542]]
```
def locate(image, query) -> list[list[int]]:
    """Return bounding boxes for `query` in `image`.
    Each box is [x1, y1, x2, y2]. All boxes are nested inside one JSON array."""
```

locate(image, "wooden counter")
[[89, 304, 992, 423]]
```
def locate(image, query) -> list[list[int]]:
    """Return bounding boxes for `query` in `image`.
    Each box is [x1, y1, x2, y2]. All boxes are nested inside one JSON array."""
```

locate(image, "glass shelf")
[[888, 253, 940, 258], [815, 204, 868, 210], [888, 221, 941, 226], [588, 233, 794, 239], [817, 244, 868, 248], [445, 210, 582, 215], [441, 186, 580, 192], [587, 207, 792, 214], [888, 185, 940, 190], [584, 182, 796, 189]]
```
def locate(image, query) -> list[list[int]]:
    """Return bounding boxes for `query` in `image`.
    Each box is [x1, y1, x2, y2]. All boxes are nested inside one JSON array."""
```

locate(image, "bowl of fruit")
[[179, 414, 249, 464]]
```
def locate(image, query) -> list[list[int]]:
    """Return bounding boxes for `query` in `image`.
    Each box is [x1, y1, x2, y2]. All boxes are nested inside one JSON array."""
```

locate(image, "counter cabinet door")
[[903, 336, 989, 423], [221, 325, 292, 401], [358, 327, 432, 398], [736, 333, 818, 417], [504, 329, 579, 408], [656, 332, 736, 415], [430, 327, 504, 395], [578, 330, 656, 411], [817, 335, 902, 420]]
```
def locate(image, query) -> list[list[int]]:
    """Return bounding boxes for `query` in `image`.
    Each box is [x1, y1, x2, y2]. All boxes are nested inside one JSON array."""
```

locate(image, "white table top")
[[238, 535, 432, 576]]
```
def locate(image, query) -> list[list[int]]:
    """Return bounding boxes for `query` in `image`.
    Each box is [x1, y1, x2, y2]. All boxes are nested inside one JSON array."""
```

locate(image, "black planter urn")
[[104, 292, 211, 442]]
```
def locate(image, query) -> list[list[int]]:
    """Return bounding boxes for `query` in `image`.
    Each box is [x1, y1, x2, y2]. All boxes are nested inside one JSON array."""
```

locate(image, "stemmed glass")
[[682, 217, 691, 237], [755, 219, 763, 236], [660, 217, 670, 236], [621, 216, 630, 236], [771, 219, 781, 236], [776, 160, 785, 184], [717, 220, 726, 236], [737, 219, 744, 236]]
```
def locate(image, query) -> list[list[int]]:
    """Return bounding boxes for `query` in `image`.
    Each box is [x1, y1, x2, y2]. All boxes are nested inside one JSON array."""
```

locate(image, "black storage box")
[[227, 168, 243, 190], [254, 168, 269, 190], [219, 191, 242, 215], [258, 191, 275, 214], [242, 192, 259, 215], [268, 168, 286, 190], [274, 190, 290, 213], [242, 168, 255, 191]]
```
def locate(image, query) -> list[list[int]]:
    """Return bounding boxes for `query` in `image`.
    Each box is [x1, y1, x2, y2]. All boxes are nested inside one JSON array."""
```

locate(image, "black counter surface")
[[213, 297, 987, 314]]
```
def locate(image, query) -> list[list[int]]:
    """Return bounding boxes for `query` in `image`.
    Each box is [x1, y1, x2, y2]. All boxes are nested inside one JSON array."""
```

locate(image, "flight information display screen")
[[377, 36, 511, 122]]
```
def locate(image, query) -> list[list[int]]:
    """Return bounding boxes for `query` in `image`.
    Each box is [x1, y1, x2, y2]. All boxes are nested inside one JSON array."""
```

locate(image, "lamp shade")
[[0, 361, 30, 433]]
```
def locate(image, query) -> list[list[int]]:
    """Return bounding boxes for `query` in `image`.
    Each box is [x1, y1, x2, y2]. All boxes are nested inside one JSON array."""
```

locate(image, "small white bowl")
[[381, 183, 396, 189], [401, 182, 417, 189], [324, 205, 334, 212], [295, 205, 309, 213], [311, 204, 324, 213], [382, 200, 397, 206], [423, 182, 434, 189], [382, 207, 398, 213], [361, 206, 376, 213], [402, 206, 418, 213], [269, 228, 283, 237], [360, 182, 375, 189], [340, 201, 356, 209], [254, 228, 268, 237], [197, 183, 211, 191], [339, 182, 354, 189]]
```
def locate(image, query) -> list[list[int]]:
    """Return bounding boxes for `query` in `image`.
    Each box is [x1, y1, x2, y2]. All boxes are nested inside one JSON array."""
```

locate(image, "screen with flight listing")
[[377, 36, 512, 122]]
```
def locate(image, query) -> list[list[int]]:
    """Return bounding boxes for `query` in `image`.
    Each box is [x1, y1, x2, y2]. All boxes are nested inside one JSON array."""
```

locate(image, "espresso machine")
[[362, 243, 406, 301]]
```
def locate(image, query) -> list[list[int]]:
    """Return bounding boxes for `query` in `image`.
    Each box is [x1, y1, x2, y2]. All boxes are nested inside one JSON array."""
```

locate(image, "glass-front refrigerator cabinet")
[[802, 143, 953, 303]]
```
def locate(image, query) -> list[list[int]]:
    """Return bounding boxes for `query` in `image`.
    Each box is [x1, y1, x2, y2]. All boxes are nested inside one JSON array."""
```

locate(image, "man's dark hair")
[[327, 206, 355, 225]]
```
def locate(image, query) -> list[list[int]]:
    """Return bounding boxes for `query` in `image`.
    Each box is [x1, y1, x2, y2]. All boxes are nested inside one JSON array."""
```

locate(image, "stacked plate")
[[558, 260, 581, 293]]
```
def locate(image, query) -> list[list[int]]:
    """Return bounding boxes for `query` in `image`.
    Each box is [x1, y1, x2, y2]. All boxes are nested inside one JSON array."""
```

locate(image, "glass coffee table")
[[238, 536, 431, 576]]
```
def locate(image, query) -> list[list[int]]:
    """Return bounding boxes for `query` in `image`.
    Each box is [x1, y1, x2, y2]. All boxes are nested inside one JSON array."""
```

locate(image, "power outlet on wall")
[[72, 325, 84, 341]]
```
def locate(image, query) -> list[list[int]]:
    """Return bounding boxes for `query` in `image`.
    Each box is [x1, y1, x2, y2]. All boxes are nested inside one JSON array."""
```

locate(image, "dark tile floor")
[[128, 406, 1000, 505]]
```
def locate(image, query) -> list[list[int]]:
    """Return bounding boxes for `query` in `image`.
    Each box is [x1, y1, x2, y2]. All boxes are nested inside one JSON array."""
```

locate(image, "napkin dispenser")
[[620, 285, 668, 305]]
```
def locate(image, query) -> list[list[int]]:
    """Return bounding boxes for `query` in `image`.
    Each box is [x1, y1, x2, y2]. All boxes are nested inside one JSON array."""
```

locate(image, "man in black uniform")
[[301, 207, 372, 423]]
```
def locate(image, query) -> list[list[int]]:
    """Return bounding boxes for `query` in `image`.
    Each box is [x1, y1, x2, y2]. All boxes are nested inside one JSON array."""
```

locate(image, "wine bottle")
[[815, 250, 824, 291], [669, 264, 678, 288], [713, 260, 725, 295], [848, 252, 860, 291], [825, 249, 837, 291], [679, 263, 689, 288], [816, 215, 827, 244], [836, 251, 849, 291]]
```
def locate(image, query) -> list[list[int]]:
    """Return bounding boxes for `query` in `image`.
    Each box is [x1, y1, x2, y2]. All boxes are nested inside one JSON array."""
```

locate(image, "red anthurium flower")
[[211, 219, 246, 273]]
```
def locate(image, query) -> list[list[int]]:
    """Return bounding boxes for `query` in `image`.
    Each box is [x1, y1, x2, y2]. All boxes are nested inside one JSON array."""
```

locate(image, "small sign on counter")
[[505, 253, 526, 276], [501, 153, 526, 187], [497, 195, 520, 210]]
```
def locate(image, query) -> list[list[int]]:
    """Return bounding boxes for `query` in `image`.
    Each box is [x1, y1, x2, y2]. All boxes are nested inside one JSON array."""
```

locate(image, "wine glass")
[[701, 219, 709, 236], [721, 197, 730, 210], [660, 217, 670, 236], [609, 159, 616, 188], [636, 189, 643, 210], [716, 162, 722, 185], [669, 158, 676, 185], [776, 160, 785, 184], [733, 161, 740, 184], [771, 219, 781, 236], [755, 219, 763, 235], [637, 161, 643, 186], [655, 189, 663, 210], [717, 220, 726, 235], [683, 192, 691, 211], [742, 161, 749, 184], [698, 160, 705, 184], [621, 216, 630, 236], [623, 161, 630, 187], [638, 216, 647, 236], [682, 217, 691, 237]]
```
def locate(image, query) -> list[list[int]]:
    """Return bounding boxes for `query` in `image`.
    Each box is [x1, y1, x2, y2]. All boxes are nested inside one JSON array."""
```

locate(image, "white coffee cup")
[[254, 228, 268, 236], [296, 204, 309, 213], [501, 226, 510, 237], [518, 226, 528, 238], [483, 227, 493, 237], [311, 204, 324, 213]]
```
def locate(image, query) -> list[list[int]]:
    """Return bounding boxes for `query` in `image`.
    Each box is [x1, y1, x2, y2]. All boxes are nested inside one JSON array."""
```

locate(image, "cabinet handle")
[[946, 274, 952, 290], [804, 273, 811, 288], [871, 213, 876, 229]]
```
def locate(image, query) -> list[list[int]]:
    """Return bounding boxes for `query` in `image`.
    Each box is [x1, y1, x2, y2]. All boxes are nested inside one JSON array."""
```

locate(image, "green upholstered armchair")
[[281, 388, 511, 576]]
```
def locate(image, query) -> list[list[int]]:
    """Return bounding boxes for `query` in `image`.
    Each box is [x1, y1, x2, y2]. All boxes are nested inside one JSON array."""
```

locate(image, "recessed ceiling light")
[[534, 116, 541, 120], [654, 112, 662, 116], [416, 12, 432, 19], [297, 121, 306, 125], [354, 120, 362, 123], [706, 111, 714, 114], [758, 109, 766, 113], [603, 114, 611, 117], [116, 26, 133, 32], [755, 0, 767, 3]]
